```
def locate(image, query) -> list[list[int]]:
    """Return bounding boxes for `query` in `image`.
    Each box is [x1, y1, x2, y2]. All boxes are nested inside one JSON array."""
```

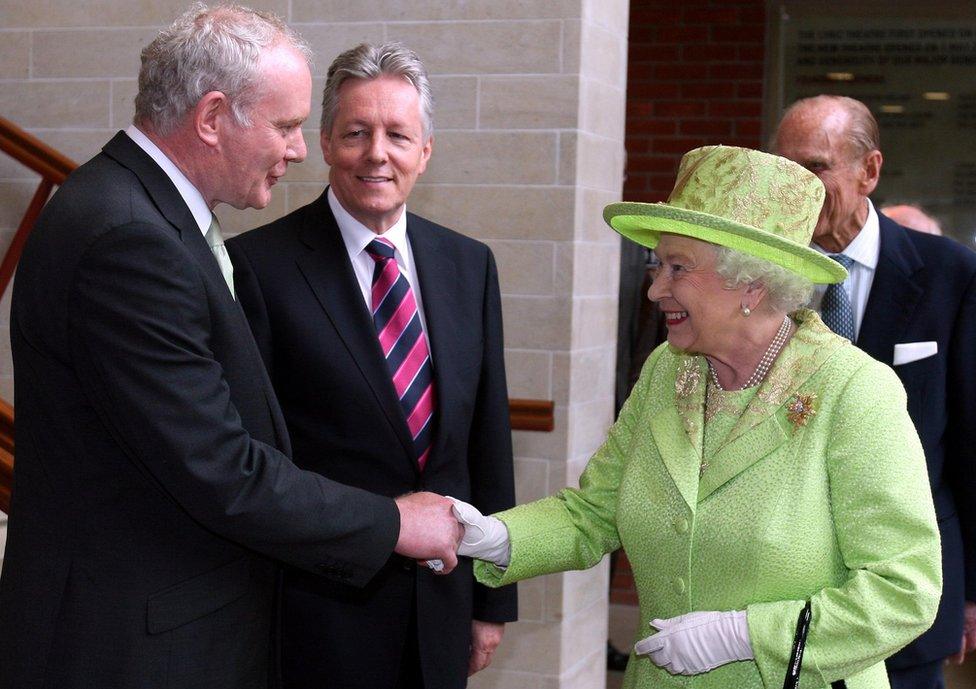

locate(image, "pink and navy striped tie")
[[365, 237, 436, 470]]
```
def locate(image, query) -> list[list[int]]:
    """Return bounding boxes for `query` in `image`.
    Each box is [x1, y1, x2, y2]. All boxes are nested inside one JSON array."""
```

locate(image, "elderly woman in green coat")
[[451, 146, 941, 688]]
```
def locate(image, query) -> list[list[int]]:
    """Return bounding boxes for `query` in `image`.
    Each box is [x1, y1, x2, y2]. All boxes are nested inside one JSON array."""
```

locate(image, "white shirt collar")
[[812, 198, 880, 270], [125, 125, 212, 236], [327, 187, 410, 267]]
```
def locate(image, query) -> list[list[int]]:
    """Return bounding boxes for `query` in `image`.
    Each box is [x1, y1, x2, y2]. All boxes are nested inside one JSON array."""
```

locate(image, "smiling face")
[[217, 43, 311, 210], [648, 234, 747, 356], [321, 74, 432, 233]]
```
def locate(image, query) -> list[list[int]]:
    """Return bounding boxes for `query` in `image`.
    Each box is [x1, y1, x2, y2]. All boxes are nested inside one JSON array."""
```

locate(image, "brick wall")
[[610, 0, 767, 607], [622, 0, 767, 204]]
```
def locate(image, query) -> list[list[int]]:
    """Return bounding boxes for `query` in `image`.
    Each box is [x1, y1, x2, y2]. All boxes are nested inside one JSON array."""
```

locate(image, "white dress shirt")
[[810, 199, 880, 342], [327, 188, 432, 352], [125, 125, 211, 237]]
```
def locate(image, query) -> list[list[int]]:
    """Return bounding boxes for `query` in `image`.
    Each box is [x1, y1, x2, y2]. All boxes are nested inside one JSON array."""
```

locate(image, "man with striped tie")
[[227, 42, 517, 689], [774, 95, 976, 689]]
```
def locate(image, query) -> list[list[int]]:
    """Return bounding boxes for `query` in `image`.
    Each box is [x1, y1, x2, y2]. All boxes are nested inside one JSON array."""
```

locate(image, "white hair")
[[713, 246, 814, 313], [134, 3, 311, 136], [320, 42, 433, 140]]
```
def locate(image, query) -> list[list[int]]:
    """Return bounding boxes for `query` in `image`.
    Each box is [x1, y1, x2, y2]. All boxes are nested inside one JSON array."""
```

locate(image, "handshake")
[[393, 492, 510, 574]]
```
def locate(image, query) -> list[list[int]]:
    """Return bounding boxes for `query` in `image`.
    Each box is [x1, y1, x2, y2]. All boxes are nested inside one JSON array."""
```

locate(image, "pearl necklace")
[[708, 315, 792, 391]]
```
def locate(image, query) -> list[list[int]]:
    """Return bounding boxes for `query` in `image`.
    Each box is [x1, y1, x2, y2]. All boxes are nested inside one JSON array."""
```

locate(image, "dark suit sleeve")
[[947, 267, 976, 600], [68, 223, 399, 586], [469, 249, 518, 622]]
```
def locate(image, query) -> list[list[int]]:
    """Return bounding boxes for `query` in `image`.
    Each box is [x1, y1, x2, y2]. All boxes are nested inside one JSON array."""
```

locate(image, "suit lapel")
[[295, 195, 416, 461], [857, 217, 924, 364], [406, 216, 458, 467]]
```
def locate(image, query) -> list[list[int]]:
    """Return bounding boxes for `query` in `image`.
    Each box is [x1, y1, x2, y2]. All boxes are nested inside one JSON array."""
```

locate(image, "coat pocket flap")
[[146, 557, 252, 634]]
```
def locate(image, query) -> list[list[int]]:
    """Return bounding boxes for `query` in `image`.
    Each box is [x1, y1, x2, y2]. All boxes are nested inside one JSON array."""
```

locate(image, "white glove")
[[448, 497, 511, 566], [634, 610, 753, 675]]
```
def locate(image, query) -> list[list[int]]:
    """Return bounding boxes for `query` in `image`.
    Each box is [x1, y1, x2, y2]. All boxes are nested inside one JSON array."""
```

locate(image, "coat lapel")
[[698, 310, 845, 501], [294, 195, 417, 462], [406, 216, 458, 466], [649, 402, 702, 514], [857, 216, 924, 364], [650, 353, 706, 512]]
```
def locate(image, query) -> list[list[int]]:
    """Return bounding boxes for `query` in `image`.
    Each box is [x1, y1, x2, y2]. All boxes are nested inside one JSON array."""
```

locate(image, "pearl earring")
[[742, 306, 751, 317]]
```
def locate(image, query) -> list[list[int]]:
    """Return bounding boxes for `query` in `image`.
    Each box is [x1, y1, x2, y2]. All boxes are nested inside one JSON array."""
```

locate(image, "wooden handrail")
[[0, 116, 76, 185], [0, 117, 78, 302], [509, 398, 555, 432], [0, 399, 12, 514]]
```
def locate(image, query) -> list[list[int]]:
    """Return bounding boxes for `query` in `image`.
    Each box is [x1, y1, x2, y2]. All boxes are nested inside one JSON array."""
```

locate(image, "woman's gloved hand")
[[447, 497, 511, 567], [634, 610, 753, 675]]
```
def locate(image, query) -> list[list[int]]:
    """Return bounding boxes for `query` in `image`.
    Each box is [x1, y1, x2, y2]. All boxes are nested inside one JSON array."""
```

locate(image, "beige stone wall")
[[0, 2, 629, 685]]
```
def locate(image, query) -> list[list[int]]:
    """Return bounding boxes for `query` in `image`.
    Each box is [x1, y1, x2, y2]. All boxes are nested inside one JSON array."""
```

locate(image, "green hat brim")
[[604, 202, 847, 285]]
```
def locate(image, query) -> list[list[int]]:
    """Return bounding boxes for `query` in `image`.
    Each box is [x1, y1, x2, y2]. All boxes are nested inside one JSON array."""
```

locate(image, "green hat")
[[604, 145, 847, 284]]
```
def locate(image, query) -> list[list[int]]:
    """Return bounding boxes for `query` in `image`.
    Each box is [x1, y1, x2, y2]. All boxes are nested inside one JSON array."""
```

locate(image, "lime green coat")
[[477, 311, 941, 688]]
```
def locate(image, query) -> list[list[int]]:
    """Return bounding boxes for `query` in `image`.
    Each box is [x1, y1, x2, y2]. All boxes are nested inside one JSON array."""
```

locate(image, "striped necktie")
[[821, 254, 855, 340], [365, 237, 436, 470]]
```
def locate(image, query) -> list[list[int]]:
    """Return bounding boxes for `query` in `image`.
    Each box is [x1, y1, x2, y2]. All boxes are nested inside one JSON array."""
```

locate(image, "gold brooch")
[[785, 393, 817, 431]]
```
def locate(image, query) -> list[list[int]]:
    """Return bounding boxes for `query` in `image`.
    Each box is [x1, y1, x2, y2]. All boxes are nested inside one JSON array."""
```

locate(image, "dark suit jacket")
[[855, 213, 976, 667], [227, 190, 518, 689], [0, 133, 400, 689]]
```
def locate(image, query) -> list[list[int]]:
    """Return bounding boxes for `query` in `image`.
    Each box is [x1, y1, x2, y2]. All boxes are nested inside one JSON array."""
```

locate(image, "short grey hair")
[[780, 95, 880, 159], [320, 42, 433, 140], [713, 246, 814, 313], [135, 2, 312, 136]]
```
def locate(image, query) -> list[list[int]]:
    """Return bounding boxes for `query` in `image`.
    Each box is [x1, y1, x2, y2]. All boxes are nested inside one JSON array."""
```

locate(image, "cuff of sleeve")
[[747, 599, 825, 689]]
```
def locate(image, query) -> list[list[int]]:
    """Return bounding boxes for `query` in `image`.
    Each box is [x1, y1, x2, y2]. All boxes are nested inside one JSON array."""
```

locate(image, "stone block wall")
[[0, 2, 628, 686]]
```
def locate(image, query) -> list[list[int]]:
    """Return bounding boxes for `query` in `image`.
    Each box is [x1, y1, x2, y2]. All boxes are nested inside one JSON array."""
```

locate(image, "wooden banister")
[[0, 116, 76, 185], [509, 398, 555, 432], [0, 399, 12, 515], [0, 117, 78, 301]]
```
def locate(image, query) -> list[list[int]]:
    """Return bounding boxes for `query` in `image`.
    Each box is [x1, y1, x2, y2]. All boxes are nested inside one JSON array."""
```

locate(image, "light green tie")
[[205, 215, 235, 299]]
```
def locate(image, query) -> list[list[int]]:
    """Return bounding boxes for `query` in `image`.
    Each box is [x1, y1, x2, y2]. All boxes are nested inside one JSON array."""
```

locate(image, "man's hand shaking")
[[393, 492, 464, 574]]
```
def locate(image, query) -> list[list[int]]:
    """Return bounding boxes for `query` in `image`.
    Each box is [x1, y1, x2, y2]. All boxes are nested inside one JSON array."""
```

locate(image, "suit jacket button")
[[673, 576, 686, 594], [674, 517, 689, 534]]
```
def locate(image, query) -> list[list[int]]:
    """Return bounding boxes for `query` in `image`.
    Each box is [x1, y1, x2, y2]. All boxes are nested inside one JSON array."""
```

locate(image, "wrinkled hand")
[[949, 600, 976, 664], [634, 610, 753, 675], [469, 620, 505, 676], [449, 497, 511, 566], [393, 492, 463, 574]]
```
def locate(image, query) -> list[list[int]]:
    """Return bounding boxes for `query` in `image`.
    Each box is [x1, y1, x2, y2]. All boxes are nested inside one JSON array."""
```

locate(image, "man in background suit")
[[227, 42, 518, 689], [774, 94, 976, 689], [0, 9, 461, 689]]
